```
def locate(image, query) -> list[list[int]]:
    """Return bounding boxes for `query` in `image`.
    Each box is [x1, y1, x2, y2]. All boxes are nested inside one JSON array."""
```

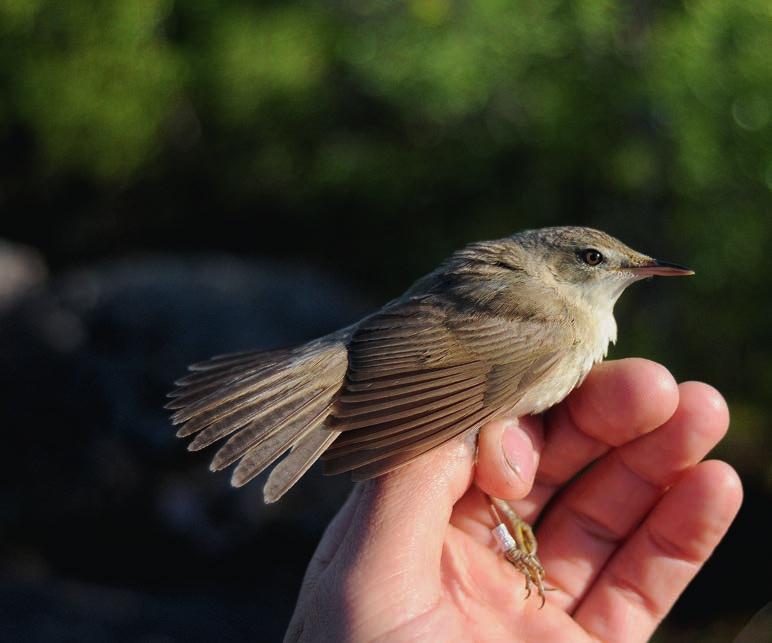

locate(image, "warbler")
[[167, 226, 693, 601]]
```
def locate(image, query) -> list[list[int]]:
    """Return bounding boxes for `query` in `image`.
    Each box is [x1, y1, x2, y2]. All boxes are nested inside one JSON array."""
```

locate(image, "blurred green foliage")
[[2, 0, 184, 178], [2, 0, 770, 467], [1, 10, 770, 420], [3, 1, 770, 194], [1, 0, 771, 637]]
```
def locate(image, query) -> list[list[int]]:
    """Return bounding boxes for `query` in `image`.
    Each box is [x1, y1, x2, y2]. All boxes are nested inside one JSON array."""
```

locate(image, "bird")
[[166, 226, 693, 601]]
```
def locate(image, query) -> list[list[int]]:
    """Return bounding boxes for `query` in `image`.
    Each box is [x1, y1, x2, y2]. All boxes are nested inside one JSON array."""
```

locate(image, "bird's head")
[[434, 226, 693, 319], [513, 226, 694, 312]]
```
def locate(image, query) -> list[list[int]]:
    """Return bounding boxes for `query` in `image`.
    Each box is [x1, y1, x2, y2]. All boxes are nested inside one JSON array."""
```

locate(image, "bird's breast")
[[508, 308, 617, 416]]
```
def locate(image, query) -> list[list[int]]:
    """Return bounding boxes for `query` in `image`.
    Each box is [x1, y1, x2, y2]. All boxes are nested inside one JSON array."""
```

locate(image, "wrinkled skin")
[[285, 359, 742, 643]]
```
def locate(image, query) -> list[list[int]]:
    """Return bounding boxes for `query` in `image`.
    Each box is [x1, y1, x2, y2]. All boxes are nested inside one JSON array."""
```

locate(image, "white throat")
[[569, 275, 637, 360]]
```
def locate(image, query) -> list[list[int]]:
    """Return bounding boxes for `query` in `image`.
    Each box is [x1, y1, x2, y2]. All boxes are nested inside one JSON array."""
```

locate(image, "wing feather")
[[330, 378, 486, 431], [328, 407, 496, 478], [322, 300, 573, 478], [325, 400, 482, 460], [333, 372, 487, 418], [328, 394, 481, 450], [343, 364, 474, 392], [336, 369, 471, 403]]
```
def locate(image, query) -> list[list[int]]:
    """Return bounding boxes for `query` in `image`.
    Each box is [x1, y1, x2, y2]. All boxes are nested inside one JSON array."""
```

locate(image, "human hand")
[[284, 359, 742, 642]]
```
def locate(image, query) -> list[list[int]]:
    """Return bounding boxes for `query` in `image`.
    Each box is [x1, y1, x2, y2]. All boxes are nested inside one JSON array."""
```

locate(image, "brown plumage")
[[167, 226, 692, 503]]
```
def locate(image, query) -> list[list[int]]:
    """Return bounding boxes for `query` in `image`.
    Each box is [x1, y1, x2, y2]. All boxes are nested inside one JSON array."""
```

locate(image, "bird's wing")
[[323, 300, 573, 479]]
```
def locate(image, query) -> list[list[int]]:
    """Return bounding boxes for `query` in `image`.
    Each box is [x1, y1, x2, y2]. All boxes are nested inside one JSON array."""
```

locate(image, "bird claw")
[[503, 546, 547, 608], [489, 496, 549, 608]]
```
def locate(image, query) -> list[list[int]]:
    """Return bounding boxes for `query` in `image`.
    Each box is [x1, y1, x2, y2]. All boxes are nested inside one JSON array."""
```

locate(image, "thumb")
[[339, 415, 544, 590], [475, 415, 544, 501], [338, 431, 478, 606], [286, 437, 478, 643], [324, 419, 543, 640]]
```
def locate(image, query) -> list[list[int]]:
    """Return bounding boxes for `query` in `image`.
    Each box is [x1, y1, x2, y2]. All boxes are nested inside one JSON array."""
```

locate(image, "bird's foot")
[[488, 496, 549, 608]]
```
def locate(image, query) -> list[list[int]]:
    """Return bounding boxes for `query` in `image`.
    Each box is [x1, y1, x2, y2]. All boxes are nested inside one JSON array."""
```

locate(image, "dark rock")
[[0, 254, 366, 641]]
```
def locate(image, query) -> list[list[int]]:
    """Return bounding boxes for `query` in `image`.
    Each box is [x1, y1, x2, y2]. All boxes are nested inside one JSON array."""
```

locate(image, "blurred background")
[[1, 1, 770, 640]]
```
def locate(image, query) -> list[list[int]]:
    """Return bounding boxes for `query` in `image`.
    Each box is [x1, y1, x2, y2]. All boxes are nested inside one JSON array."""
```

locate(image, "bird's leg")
[[487, 495, 548, 607]]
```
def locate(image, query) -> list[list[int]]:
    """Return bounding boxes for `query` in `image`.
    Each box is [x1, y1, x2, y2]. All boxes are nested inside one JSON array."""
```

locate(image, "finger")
[[284, 484, 367, 641], [475, 415, 544, 500], [451, 360, 676, 544], [534, 382, 730, 612], [332, 430, 478, 624], [299, 484, 363, 591], [448, 484, 495, 545], [574, 461, 742, 642], [449, 415, 543, 545], [514, 358, 680, 522]]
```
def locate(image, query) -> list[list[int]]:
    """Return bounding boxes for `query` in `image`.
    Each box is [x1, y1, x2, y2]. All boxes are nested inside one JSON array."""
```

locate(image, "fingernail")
[[501, 422, 535, 483]]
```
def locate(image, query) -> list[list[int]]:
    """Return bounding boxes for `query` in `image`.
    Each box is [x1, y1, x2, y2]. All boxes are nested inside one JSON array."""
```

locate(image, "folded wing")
[[323, 300, 570, 479]]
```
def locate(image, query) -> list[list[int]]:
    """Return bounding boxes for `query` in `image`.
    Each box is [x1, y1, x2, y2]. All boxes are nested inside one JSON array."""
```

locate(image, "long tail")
[[166, 333, 349, 502]]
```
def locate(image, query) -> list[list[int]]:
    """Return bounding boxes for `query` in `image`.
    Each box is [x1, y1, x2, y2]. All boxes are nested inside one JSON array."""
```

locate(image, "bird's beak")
[[627, 258, 695, 277]]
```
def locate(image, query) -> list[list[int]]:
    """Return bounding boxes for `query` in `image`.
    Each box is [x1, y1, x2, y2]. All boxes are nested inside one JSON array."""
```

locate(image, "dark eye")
[[581, 249, 604, 266]]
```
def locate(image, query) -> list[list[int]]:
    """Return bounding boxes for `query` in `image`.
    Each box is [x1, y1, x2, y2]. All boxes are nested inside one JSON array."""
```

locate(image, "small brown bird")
[[167, 226, 692, 600]]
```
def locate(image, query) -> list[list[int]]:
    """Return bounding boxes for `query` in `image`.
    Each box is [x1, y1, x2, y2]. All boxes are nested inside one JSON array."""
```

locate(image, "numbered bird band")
[[492, 523, 516, 552]]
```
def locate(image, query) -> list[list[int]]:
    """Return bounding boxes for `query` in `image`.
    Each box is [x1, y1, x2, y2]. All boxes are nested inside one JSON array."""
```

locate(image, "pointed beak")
[[627, 258, 695, 277]]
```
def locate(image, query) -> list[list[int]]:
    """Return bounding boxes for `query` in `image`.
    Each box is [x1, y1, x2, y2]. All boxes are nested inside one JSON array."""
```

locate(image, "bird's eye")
[[581, 249, 604, 266]]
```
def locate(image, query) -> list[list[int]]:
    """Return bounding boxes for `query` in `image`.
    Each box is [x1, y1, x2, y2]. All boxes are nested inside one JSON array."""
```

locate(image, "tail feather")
[[264, 428, 341, 503], [186, 383, 313, 451], [172, 349, 294, 393], [187, 349, 283, 372], [166, 366, 273, 403], [177, 376, 310, 439], [165, 364, 282, 408], [170, 364, 291, 425], [172, 367, 259, 390], [230, 403, 330, 488], [209, 382, 340, 470], [169, 335, 349, 498]]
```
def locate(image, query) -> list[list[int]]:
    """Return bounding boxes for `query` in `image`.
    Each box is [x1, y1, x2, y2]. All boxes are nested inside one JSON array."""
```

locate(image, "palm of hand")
[[285, 360, 741, 643], [407, 522, 585, 642]]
